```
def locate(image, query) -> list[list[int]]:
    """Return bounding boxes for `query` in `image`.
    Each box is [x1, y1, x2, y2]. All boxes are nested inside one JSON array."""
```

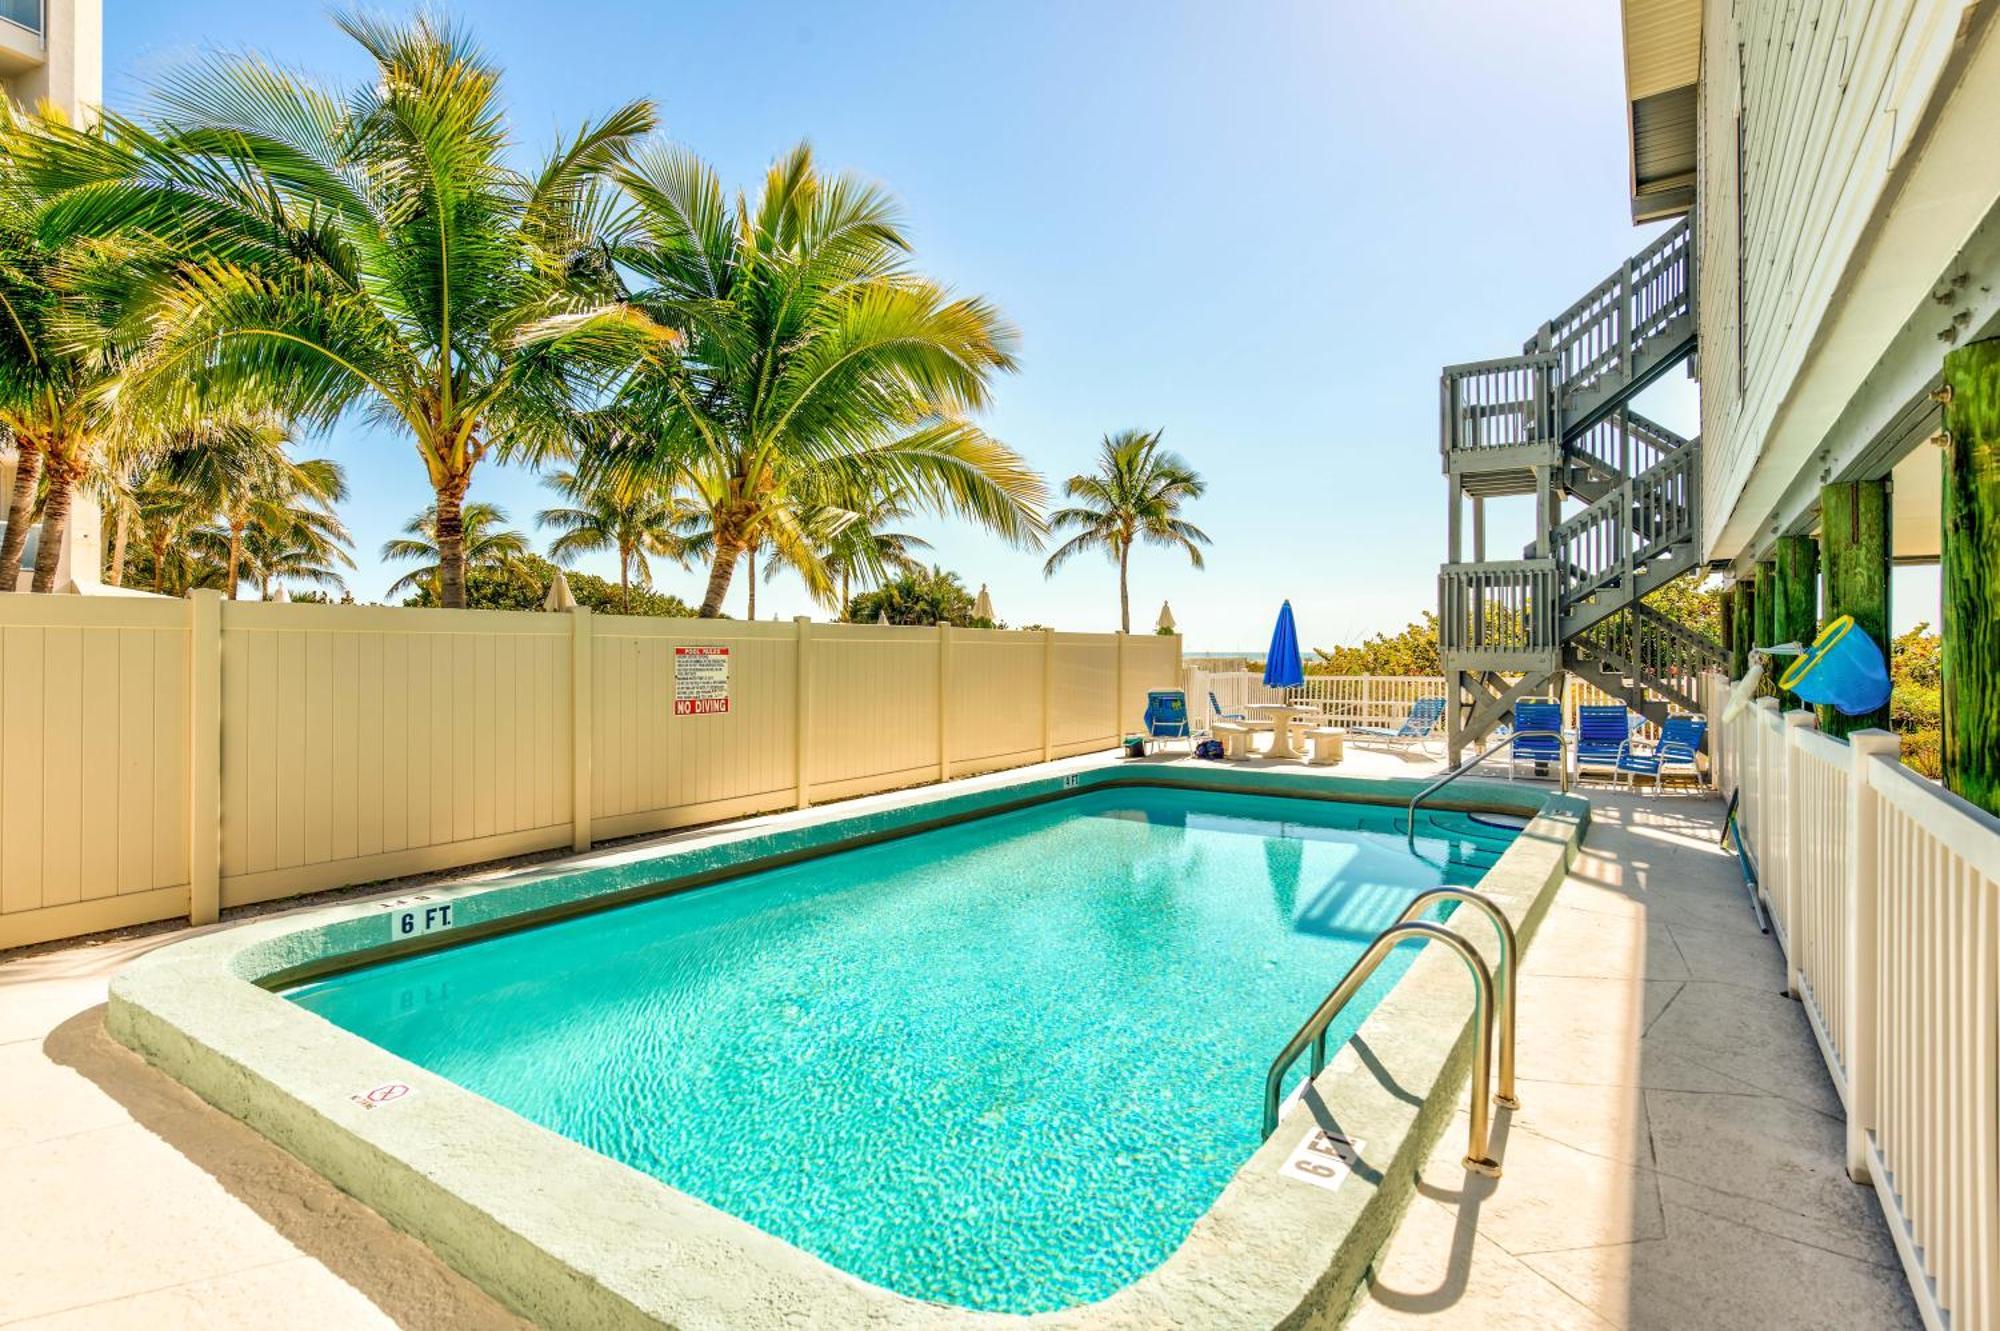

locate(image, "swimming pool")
[[284, 785, 1517, 1314]]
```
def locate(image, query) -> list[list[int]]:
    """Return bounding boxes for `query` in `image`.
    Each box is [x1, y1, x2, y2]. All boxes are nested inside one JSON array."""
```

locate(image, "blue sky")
[[103, 1, 1934, 648]]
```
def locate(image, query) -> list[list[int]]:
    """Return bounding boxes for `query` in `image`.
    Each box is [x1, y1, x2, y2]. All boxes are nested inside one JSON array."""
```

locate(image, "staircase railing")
[[1439, 560, 1558, 655], [1571, 603, 1726, 703], [1547, 448, 1699, 609], [1565, 409, 1689, 487], [1440, 353, 1560, 457], [1528, 218, 1693, 402]]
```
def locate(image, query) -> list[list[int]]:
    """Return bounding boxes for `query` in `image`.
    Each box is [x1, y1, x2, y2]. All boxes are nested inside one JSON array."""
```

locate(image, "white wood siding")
[[1696, 0, 1968, 560]]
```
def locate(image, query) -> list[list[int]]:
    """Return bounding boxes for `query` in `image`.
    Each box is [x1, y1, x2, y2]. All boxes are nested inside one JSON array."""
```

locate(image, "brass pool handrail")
[[1309, 889, 1521, 1111], [1405, 729, 1568, 854], [1261, 920, 1504, 1178]]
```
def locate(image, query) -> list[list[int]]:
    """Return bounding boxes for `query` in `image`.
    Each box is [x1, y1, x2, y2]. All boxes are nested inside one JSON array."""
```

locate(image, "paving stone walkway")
[[1347, 785, 1922, 1331], [0, 754, 1922, 1328]]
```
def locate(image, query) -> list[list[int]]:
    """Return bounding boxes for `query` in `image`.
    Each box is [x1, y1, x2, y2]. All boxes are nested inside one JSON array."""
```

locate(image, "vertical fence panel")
[[805, 624, 940, 803], [216, 602, 575, 906], [0, 597, 193, 949], [1051, 634, 1120, 754], [1711, 678, 2000, 1331], [947, 628, 1045, 774], [0, 602, 1183, 951]]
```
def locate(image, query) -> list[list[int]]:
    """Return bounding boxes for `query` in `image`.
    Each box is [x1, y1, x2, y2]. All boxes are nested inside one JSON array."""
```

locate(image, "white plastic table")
[[1243, 704, 1316, 759]]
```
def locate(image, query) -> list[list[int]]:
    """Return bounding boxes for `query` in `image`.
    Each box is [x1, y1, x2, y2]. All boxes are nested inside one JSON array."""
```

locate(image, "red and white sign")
[[674, 646, 731, 715], [351, 1082, 413, 1110]]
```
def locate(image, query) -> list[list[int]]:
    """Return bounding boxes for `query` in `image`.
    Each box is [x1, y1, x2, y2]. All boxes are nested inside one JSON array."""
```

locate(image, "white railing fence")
[[1181, 669, 1283, 729], [1286, 675, 1448, 729], [1182, 671, 1664, 741], [1704, 668, 2000, 1331]]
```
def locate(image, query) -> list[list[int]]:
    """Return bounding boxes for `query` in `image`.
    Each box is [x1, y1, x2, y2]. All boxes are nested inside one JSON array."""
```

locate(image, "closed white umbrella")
[[271, 586, 291, 603], [974, 583, 995, 623], [1156, 601, 1176, 632], [877, 610, 890, 626], [543, 568, 577, 611]]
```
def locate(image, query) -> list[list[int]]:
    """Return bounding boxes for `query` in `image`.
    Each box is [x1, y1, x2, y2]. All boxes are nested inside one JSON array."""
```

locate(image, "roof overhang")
[[1621, 0, 1702, 223]]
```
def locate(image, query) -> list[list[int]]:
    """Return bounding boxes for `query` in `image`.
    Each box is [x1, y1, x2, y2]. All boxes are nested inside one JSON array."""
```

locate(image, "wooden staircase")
[[1437, 218, 1722, 756]]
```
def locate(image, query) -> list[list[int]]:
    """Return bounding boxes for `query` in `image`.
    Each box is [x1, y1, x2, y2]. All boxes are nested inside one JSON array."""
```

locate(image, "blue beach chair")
[[1574, 705, 1631, 777], [1142, 690, 1194, 752], [1350, 697, 1446, 754], [1509, 699, 1564, 780], [1616, 715, 1708, 792], [1209, 691, 1247, 725]]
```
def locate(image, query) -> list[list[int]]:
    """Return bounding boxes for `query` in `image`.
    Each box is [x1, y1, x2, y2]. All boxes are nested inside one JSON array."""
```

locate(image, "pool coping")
[[106, 756, 1588, 1330]]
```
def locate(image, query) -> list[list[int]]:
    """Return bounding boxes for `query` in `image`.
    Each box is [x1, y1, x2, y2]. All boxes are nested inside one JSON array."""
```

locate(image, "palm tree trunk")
[[1117, 542, 1131, 633], [619, 544, 631, 614], [0, 437, 41, 591], [226, 521, 244, 600], [698, 544, 739, 618], [151, 535, 168, 595], [109, 507, 129, 587], [30, 461, 76, 594], [840, 570, 849, 620], [747, 552, 757, 620], [435, 480, 470, 609]]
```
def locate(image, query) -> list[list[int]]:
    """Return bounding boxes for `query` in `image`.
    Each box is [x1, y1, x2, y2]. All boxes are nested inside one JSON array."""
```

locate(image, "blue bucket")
[[1777, 615, 1891, 716]]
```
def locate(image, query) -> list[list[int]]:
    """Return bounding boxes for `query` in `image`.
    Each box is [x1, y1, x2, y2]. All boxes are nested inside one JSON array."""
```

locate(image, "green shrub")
[[1900, 730, 1943, 779]]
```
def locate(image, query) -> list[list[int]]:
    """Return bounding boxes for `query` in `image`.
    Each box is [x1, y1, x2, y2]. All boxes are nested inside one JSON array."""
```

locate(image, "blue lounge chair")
[[1208, 691, 1247, 725], [1574, 705, 1631, 776], [1616, 715, 1708, 791], [1142, 690, 1194, 752], [1509, 700, 1564, 780], [1351, 696, 1445, 754]]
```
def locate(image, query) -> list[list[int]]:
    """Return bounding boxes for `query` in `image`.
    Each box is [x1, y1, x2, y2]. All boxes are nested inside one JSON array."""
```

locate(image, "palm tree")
[[810, 483, 932, 618], [240, 516, 353, 599], [383, 502, 530, 601], [22, 13, 654, 606], [847, 565, 979, 627], [537, 469, 699, 614], [0, 107, 137, 593], [158, 416, 348, 598], [122, 468, 204, 595], [1043, 429, 1210, 633], [530, 142, 1046, 617]]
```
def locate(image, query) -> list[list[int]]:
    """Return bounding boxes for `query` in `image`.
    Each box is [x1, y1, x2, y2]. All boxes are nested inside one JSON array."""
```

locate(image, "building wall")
[[0, 595, 1183, 950], [0, 0, 101, 120], [1694, 0, 1977, 564]]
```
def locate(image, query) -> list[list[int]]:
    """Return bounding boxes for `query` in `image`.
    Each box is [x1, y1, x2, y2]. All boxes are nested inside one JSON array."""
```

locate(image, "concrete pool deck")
[[0, 746, 1918, 1329]]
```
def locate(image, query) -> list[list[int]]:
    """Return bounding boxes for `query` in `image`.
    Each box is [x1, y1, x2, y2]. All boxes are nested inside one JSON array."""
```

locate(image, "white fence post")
[[1844, 728, 1899, 1182], [937, 623, 952, 782], [1782, 708, 1817, 997], [1042, 628, 1055, 762], [570, 606, 593, 852], [188, 589, 222, 926], [794, 616, 812, 810], [1114, 631, 1127, 740]]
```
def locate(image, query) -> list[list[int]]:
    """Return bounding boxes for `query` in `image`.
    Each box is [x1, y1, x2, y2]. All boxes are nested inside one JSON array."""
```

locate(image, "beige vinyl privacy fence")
[[1707, 675, 2000, 1331], [0, 591, 1180, 950]]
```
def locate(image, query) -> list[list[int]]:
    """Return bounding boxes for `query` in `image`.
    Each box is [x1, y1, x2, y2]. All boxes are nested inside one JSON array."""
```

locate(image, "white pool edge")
[[106, 758, 1588, 1330]]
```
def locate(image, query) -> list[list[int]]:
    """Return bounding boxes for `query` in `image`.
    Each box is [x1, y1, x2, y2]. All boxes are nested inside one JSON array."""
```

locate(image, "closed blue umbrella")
[[1263, 600, 1304, 689]]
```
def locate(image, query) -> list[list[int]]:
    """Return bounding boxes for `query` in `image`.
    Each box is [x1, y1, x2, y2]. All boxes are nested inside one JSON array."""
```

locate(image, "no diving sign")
[[351, 1082, 413, 1111], [674, 646, 730, 715]]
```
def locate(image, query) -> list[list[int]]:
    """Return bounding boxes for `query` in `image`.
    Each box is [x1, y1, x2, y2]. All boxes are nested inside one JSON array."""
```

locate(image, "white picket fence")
[[1184, 670, 1663, 742], [1706, 671, 2000, 1331]]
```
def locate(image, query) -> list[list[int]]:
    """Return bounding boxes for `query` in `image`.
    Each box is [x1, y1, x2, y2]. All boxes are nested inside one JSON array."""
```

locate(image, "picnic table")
[[1243, 703, 1318, 760]]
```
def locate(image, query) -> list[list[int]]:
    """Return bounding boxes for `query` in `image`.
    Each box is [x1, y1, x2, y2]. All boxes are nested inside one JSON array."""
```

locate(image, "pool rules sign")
[[674, 645, 731, 715]]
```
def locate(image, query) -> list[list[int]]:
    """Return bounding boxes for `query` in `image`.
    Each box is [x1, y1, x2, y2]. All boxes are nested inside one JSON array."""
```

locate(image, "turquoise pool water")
[[287, 786, 1517, 1313]]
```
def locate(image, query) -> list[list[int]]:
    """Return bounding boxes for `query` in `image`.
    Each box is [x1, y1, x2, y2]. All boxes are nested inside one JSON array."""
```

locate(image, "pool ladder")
[[1404, 730, 1568, 854], [1261, 888, 1520, 1178]]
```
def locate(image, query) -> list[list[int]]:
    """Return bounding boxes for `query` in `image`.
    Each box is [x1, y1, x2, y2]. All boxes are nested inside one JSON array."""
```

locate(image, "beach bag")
[[1195, 738, 1226, 761]]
